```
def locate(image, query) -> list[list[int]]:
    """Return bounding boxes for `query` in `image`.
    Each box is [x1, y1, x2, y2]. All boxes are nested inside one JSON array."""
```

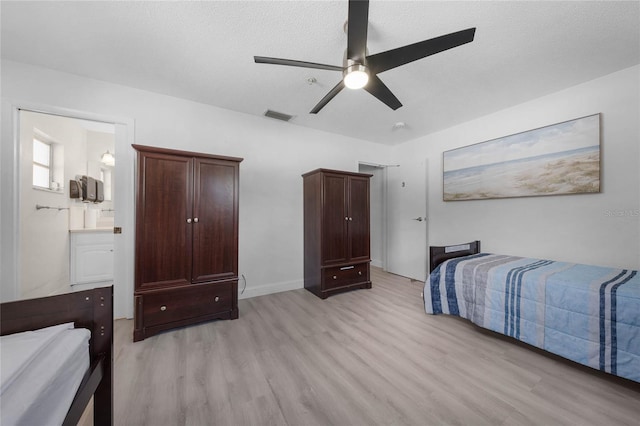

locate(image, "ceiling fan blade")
[[364, 75, 402, 110], [366, 27, 476, 74], [254, 56, 343, 72], [347, 0, 370, 63], [310, 80, 345, 114]]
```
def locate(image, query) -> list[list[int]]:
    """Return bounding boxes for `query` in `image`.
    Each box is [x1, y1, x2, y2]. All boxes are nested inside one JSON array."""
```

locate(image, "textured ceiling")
[[2, 1, 639, 145]]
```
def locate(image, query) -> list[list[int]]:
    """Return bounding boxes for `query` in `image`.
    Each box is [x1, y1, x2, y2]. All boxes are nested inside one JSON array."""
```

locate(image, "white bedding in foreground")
[[0, 323, 90, 426]]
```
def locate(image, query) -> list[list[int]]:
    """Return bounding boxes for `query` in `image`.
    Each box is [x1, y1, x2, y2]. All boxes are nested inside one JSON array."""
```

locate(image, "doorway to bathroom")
[[18, 110, 116, 301]]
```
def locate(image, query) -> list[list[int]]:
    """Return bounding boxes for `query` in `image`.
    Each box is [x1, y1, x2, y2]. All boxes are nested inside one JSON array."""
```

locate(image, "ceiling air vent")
[[264, 109, 293, 122]]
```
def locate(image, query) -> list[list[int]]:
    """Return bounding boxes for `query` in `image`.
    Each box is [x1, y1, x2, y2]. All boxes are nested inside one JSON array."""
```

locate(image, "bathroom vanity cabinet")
[[69, 229, 114, 291]]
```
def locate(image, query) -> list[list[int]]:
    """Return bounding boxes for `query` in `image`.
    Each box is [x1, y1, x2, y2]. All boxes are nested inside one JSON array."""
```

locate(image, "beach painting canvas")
[[443, 114, 600, 201]]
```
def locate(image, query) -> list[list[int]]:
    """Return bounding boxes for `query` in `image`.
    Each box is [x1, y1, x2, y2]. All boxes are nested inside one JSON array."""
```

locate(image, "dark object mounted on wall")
[[96, 180, 104, 203], [69, 179, 81, 199], [81, 176, 97, 202], [73, 175, 103, 203]]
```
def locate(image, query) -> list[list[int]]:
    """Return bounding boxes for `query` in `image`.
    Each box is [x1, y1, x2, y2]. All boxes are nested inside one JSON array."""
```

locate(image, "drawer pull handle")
[[333, 275, 337, 280], [214, 296, 220, 302], [160, 305, 167, 311], [340, 266, 355, 270]]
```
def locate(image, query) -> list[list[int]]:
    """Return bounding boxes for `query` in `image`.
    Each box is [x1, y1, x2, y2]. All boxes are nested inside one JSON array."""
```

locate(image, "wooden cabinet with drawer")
[[303, 169, 372, 299], [322, 263, 370, 291], [135, 281, 236, 337], [133, 145, 242, 341]]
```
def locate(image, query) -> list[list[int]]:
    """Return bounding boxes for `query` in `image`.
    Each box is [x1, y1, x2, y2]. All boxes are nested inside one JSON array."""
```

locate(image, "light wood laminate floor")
[[114, 267, 640, 425]]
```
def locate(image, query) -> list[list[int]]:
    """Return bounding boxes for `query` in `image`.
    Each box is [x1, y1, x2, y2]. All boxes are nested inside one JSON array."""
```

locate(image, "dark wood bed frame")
[[429, 240, 481, 272], [0, 286, 113, 426]]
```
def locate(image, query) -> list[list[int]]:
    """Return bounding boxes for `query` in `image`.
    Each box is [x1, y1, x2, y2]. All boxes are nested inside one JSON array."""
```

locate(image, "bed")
[[0, 286, 113, 426], [424, 241, 640, 383]]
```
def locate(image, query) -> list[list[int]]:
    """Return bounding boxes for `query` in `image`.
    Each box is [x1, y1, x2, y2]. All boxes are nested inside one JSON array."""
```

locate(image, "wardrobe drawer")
[[142, 282, 233, 327], [323, 263, 369, 290]]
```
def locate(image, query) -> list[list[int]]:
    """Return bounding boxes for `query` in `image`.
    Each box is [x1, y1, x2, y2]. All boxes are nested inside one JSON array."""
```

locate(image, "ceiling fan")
[[254, 0, 476, 114]]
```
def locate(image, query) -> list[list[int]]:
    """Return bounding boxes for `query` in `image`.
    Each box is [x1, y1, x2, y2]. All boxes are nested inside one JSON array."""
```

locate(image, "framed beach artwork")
[[443, 114, 601, 201]]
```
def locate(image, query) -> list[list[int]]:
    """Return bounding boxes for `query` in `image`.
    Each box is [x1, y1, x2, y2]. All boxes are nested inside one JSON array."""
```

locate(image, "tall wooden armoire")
[[132, 145, 242, 341], [302, 168, 372, 299]]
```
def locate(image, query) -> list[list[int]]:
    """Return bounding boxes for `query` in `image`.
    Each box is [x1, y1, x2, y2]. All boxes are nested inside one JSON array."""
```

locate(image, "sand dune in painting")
[[444, 148, 600, 201]]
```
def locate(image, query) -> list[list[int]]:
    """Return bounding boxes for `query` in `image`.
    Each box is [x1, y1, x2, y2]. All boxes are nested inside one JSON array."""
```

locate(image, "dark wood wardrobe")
[[132, 145, 242, 341], [303, 168, 372, 299]]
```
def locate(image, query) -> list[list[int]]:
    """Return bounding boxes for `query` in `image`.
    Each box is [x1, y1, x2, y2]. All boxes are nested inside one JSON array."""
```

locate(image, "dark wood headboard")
[[429, 241, 481, 273], [0, 286, 113, 426]]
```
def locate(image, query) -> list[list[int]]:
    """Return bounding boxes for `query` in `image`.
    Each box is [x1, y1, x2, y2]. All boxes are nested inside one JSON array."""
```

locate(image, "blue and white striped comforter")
[[424, 253, 640, 383]]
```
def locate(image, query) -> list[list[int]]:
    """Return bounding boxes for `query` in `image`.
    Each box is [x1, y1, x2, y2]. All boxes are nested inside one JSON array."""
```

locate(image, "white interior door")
[[385, 160, 428, 281]]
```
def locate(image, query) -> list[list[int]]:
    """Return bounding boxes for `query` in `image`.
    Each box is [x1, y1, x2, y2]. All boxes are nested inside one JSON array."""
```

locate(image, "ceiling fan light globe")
[[344, 70, 369, 89], [343, 63, 369, 89]]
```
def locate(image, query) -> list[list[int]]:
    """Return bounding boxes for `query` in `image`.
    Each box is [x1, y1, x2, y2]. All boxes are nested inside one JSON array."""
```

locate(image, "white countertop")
[[69, 227, 113, 233]]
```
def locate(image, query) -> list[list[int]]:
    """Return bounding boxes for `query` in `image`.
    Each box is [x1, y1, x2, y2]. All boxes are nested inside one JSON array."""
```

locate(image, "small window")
[[32, 137, 51, 189], [32, 132, 64, 192]]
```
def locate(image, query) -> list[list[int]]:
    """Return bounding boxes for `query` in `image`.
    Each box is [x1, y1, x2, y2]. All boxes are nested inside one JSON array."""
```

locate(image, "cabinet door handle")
[[214, 296, 220, 302], [345, 217, 349, 221], [358, 271, 362, 276], [333, 275, 337, 280], [194, 217, 199, 223], [186, 218, 192, 224], [349, 217, 353, 221], [160, 305, 167, 311]]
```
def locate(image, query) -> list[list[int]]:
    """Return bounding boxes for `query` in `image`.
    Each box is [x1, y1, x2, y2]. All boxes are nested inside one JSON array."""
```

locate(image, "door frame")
[[357, 162, 391, 271], [1, 99, 135, 318], [381, 158, 429, 281]]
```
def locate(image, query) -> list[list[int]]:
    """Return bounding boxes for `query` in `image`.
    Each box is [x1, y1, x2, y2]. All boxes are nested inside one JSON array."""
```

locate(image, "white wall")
[[1, 60, 391, 317], [392, 65, 640, 270], [3, 60, 638, 318]]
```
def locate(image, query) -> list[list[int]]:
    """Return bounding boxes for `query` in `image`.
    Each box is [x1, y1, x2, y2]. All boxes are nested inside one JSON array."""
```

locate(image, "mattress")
[[424, 253, 640, 382], [0, 322, 91, 426]]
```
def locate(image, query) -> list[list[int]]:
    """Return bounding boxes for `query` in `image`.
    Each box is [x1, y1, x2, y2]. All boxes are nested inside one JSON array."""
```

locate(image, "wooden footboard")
[[0, 286, 113, 426]]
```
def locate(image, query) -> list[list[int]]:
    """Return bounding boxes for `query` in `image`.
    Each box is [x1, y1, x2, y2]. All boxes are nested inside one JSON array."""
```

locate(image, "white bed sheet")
[[1, 322, 74, 394], [0, 325, 90, 426]]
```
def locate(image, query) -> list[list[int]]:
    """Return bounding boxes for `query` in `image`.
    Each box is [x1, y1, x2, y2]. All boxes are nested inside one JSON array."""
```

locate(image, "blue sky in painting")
[[444, 114, 600, 172]]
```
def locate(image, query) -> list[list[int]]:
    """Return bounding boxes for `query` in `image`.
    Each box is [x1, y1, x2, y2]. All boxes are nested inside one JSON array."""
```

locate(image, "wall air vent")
[[264, 109, 293, 122]]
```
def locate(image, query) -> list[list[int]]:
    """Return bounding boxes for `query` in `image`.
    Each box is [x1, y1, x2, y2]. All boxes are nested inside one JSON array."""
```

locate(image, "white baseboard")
[[238, 278, 303, 300], [371, 259, 383, 268]]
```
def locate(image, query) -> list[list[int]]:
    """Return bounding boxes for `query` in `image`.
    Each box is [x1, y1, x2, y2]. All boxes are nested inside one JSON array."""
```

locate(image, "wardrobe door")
[[136, 152, 193, 290], [321, 173, 349, 265], [348, 176, 370, 262], [192, 158, 239, 282]]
